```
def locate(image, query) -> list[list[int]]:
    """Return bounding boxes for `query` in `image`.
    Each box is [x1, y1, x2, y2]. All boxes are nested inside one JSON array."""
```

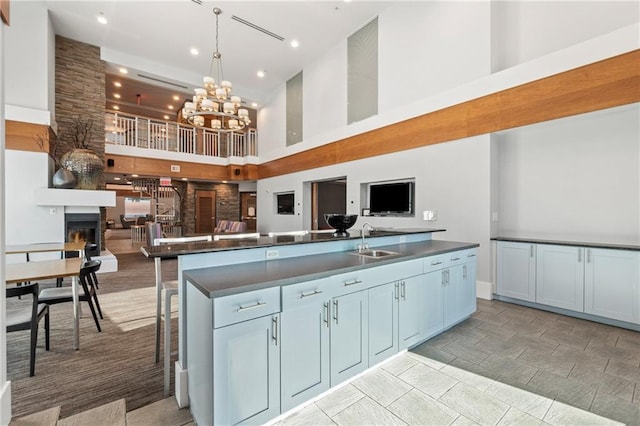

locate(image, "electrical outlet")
[[399, 236, 406, 244], [266, 249, 279, 259], [49, 208, 57, 215], [423, 210, 437, 221]]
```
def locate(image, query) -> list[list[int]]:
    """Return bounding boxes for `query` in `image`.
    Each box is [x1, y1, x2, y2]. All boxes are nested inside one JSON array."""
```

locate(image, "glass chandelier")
[[181, 7, 250, 132]]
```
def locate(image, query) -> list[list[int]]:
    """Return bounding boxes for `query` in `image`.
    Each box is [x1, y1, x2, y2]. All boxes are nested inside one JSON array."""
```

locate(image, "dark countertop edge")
[[491, 236, 640, 252], [141, 228, 447, 258], [184, 240, 479, 299]]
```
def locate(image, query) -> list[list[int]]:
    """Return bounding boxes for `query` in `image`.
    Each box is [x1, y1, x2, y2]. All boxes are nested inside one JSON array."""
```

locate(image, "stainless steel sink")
[[350, 249, 400, 259]]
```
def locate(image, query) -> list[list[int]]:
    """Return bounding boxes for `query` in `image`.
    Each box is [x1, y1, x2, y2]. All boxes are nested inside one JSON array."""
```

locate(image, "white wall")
[[491, 1, 639, 72], [498, 104, 640, 245], [379, 2, 490, 111], [4, 0, 53, 124], [257, 135, 492, 283], [4, 150, 64, 246]]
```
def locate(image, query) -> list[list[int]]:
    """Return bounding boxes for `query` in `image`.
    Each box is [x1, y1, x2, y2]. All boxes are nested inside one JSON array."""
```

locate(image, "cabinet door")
[[330, 291, 368, 385], [420, 271, 444, 340], [443, 266, 462, 329], [213, 314, 280, 425], [368, 282, 398, 365], [459, 260, 477, 319], [536, 244, 584, 312], [281, 299, 330, 411], [585, 248, 640, 324], [399, 276, 421, 350], [497, 241, 536, 301]]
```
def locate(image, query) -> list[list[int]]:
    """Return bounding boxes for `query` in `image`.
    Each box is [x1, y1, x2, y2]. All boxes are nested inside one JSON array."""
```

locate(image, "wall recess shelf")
[[34, 188, 116, 207]]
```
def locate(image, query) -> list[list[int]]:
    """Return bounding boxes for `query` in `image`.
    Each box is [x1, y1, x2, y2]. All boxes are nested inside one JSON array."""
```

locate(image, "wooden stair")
[[9, 397, 192, 426]]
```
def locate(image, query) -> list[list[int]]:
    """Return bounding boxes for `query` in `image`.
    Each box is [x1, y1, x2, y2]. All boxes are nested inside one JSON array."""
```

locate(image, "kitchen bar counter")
[[492, 236, 640, 251], [184, 239, 477, 298], [141, 228, 446, 259]]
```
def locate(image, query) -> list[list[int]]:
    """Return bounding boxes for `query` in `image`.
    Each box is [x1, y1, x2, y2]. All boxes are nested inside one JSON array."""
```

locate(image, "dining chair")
[[39, 260, 103, 332], [152, 234, 213, 395], [6, 283, 50, 377]]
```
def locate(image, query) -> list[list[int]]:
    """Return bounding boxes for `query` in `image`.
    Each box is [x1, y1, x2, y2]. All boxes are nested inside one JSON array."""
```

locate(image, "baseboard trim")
[[476, 281, 493, 300], [1, 380, 12, 426], [175, 361, 189, 409]]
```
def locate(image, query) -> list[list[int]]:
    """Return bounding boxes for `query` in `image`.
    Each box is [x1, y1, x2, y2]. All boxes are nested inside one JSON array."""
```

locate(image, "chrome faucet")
[[358, 222, 374, 252]]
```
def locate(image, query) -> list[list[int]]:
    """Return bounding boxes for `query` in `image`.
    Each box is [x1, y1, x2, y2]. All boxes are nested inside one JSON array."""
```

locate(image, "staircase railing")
[[105, 111, 258, 159]]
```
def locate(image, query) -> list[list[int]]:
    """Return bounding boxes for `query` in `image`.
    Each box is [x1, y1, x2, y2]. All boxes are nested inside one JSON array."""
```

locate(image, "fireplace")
[[65, 213, 101, 257]]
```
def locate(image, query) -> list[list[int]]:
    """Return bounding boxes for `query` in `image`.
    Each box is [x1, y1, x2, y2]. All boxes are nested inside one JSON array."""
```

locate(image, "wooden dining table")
[[5, 241, 86, 349]]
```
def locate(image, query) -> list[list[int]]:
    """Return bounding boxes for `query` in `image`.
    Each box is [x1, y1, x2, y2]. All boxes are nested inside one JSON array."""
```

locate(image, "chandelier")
[[181, 7, 250, 132]]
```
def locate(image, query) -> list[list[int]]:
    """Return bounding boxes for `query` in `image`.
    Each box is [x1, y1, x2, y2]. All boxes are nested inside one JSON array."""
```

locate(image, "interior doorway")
[[311, 179, 347, 230], [240, 192, 257, 232], [195, 190, 217, 233]]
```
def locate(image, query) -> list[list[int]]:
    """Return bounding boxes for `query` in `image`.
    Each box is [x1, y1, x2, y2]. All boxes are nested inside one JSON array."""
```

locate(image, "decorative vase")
[[60, 148, 104, 190], [52, 168, 77, 189]]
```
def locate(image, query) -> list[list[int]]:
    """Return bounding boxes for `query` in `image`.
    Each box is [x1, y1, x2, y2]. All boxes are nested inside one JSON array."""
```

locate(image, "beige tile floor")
[[275, 299, 640, 426]]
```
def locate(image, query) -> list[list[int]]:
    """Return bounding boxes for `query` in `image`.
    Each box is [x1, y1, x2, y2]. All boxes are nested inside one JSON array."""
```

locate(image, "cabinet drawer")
[[424, 254, 447, 273], [445, 248, 476, 268], [334, 259, 422, 294], [214, 287, 281, 328], [282, 277, 335, 309]]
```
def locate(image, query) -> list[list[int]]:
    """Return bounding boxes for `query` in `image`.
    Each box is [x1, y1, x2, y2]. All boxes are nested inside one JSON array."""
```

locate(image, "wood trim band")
[[258, 50, 640, 179], [5, 121, 49, 152], [1, 0, 9, 25]]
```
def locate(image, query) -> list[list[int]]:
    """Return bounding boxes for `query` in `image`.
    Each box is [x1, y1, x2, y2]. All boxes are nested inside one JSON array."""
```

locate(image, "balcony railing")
[[105, 111, 258, 158]]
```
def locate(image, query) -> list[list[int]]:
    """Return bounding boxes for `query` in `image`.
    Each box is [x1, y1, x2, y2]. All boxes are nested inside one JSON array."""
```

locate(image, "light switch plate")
[[423, 210, 437, 221]]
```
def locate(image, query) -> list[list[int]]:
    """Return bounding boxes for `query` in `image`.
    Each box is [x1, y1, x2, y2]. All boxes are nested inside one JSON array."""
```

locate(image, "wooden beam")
[[258, 50, 640, 179], [5, 121, 49, 152], [1, 0, 9, 25]]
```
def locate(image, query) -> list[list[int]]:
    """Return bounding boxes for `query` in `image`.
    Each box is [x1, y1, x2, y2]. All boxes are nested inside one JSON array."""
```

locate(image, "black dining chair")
[[6, 283, 50, 377], [39, 260, 104, 332]]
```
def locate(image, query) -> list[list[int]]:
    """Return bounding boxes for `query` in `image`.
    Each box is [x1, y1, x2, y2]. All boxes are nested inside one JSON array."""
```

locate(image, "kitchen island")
[[142, 228, 479, 425]]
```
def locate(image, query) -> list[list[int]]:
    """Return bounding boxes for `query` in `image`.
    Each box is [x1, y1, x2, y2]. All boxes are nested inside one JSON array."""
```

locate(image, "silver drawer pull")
[[451, 257, 461, 261], [467, 253, 476, 258], [431, 261, 443, 266], [344, 279, 362, 286], [300, 289, 323, 299], [237, 301, 266, 312]]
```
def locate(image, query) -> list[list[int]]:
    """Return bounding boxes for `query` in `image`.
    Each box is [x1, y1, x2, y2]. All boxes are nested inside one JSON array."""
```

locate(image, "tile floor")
[[275, 299, 640, 426]]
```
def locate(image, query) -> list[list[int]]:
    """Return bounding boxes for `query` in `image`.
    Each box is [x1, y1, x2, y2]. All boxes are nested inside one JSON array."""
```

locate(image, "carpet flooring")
[[7, 251, 178, 419]]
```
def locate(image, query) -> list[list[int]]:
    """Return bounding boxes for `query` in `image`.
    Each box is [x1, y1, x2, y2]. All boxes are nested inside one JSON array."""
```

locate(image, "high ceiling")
[[47, 0, 394, 117]]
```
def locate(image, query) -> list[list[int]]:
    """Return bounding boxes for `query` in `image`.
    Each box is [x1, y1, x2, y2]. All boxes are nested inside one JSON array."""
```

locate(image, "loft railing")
[[105, 111, 258, 158]]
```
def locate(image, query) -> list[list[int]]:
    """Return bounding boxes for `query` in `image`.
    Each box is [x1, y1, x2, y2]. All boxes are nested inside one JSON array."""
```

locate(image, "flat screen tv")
[[277, 193, 295, 215], [369, 181, 414, 216]]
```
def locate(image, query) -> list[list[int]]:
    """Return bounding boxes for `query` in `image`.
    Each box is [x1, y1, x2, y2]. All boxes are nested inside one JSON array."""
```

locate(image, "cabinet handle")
[[446, 269, 450, 285], [578, 249, 582, 263], [394, 282, 399, 301], [333, 300, 339, 324], [587, 248, 591, 263], [300, 289, 323, 299], [442, 270, 447, 286], [467, 253, 476, 258], [530, 245, 534, 258], [401, 281, 406, 300], [451, 257, 461, 261], [344, 279, 362, 287], [431, 261, 442, 266], [272, 316, 278, 346], [463, 265, 467, 280], [237, 301, 266, 312], [323, 302, 330, 327]]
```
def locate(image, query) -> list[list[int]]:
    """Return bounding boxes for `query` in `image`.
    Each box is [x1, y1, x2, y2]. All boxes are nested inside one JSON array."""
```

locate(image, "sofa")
[[120, 215, 136, 229], [214, 220, 247, 233]]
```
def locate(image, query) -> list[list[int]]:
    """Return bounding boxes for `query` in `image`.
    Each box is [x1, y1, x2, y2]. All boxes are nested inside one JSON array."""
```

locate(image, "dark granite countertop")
[[141, 228, 446, 258], [184, 239, 478, 298], [492, 236, 640, 251]]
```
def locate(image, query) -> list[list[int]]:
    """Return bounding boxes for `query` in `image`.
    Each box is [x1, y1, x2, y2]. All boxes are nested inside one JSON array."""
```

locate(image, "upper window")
[[286, 71, 303, 146], [348, 17, 378, 124]]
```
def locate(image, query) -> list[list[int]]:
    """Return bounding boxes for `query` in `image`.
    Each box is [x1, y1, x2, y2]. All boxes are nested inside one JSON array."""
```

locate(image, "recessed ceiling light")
[[114, 177, 121, 181], [190, 47, 199, 56], [256, 70, 266, 78], [222, 180, 228, 184], [113, 105, 120, 110], [113, 93, 121, 99], [182, 178, 188, 181], [96, 13, 108, 25], [119, 67, 128, 74], [114, 81, 122, 87], [168, 105, 174, 110], [132, 174, 139, 177], [290, 40, 299, 48], [251, 102, 258, 108], [163, 115, 170, 120], [173, 95, 180, 101]]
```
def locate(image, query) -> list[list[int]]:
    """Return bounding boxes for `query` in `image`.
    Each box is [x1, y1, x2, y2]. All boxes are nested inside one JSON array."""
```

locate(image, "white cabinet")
[[398, 275, 422, 350], [584, 248, 640, 324], [497, 241, 536, 302], [213, 314, 281, 425], [443, 251, 478, 329], [536, 244, 584, 312], [280, 278, 333, 412], [421, 269, 444, 340], [330, 290, 368, 385]]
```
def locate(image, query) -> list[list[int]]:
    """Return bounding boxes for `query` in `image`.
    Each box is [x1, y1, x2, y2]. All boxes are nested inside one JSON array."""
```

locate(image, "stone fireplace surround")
[[65, 212, 101, 257]]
